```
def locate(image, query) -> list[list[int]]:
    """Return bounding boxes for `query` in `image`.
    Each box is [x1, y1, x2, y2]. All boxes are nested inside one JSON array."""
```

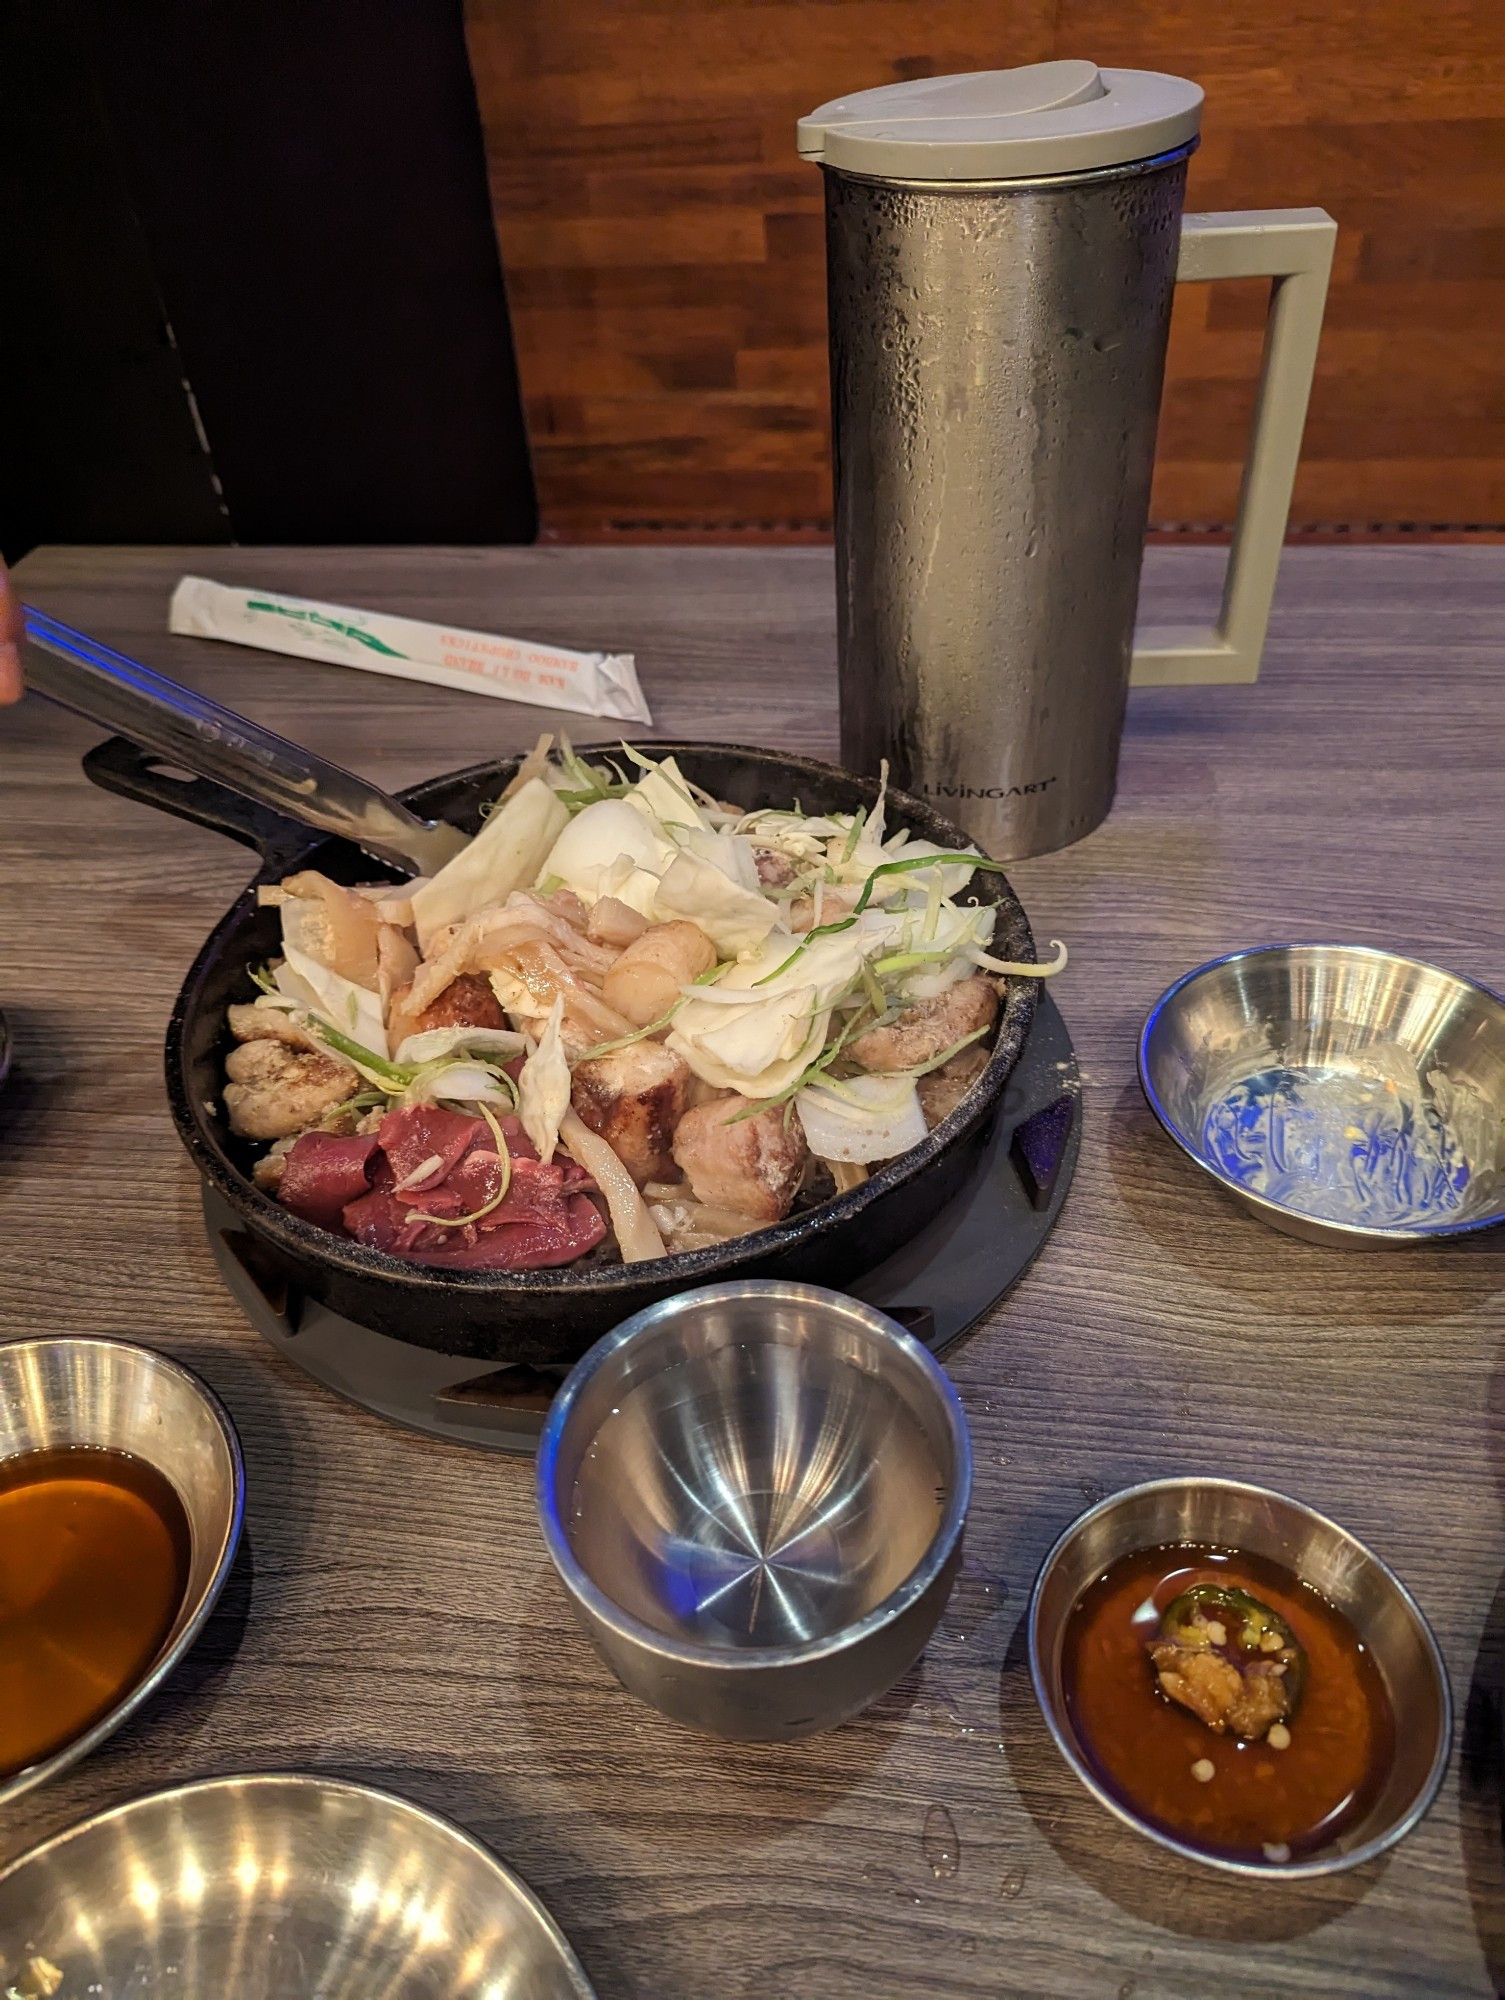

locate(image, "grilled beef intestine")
[[223, 739, 1064, 1269]]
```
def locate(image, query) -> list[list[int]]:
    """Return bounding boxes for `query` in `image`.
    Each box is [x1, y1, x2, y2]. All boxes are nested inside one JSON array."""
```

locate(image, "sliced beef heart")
[[334, 1109, 603, 1271], [277, 1132, 380, 1231]]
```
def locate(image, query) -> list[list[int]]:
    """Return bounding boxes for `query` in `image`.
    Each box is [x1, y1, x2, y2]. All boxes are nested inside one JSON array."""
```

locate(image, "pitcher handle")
[[1131, 206, 1337, 688]]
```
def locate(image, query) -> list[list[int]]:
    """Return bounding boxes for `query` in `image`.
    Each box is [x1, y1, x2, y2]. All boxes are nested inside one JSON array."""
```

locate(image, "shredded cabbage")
[[542, 798, 676, 906], [409, 778, 568, 952], [652, 851, 777, 956], [275, 918, 389, 1060], [394, 1025, 527, 1067], [518, 995, 570, 1164]]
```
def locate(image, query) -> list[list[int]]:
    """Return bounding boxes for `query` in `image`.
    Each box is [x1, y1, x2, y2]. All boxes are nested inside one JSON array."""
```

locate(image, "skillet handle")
[[82, 734, 315, 878]]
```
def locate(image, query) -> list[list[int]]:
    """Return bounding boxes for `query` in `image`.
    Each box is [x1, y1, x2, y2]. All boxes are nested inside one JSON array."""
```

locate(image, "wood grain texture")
[[463, 0, 1505, 535], [3, 542, 1505, 1998]]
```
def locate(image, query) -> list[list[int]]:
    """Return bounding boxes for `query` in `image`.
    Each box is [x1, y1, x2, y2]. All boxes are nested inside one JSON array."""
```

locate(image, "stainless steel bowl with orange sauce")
[[1028, 1478, 1451, 1878]]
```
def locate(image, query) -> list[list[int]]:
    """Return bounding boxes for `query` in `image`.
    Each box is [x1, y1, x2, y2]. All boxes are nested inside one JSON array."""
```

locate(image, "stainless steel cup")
[[801, 63, 1337, 858], [535, 1281, 972, 1740]]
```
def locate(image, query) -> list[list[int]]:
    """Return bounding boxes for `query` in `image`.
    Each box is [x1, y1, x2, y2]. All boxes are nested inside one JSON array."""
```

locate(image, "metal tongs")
[[22, 606, 468, 877]]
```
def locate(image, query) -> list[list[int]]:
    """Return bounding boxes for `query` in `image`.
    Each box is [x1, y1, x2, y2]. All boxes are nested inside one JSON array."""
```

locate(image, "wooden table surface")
[[3, 542, 1504, 1999]]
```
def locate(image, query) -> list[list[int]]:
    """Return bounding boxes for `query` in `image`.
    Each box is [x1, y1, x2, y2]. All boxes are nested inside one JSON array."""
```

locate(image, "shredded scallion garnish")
[[308, 1019, 410, 1086], [965, 939, 1068, 978], [850, 850, 1004, 916], [752, 914, 859, 987], [839, 805, 867, 864]]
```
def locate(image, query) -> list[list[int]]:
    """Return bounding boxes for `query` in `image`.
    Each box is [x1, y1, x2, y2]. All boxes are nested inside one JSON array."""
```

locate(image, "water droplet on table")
[[999, 1862, 1027, 1899], [920, 1693, 964, 1733], [1118, 1981, 1137, 1999], [921, 1803, 961, 1878], [942, 1568, 1005, 1638], [862, 1863, 898, 1888]]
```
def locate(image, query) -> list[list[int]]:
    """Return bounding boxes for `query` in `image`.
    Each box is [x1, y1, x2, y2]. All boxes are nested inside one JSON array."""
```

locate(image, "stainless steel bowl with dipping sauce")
[[536, 1281, 972, 1741], [0, 1773, 596, 1999], [1028, 1477, 1451, 1878], [0, 1336, 244, 1806], [1139, 943, 1505, 1245]]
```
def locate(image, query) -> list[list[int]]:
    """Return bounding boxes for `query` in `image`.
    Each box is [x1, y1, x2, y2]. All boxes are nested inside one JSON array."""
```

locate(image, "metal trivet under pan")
[[205, 994, 1080, 1455]]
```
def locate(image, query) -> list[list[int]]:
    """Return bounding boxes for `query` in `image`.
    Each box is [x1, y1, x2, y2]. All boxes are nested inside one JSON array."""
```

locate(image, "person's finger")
[[0, 564, 23, 704]]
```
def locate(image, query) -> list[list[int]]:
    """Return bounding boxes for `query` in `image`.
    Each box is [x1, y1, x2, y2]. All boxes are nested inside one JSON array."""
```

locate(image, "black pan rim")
[[167, 741, 1039, 1299]]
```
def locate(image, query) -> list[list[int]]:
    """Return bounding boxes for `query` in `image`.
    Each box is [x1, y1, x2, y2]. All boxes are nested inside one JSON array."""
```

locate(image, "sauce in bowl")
[[0, 1445, 191, 1777], [1061, 1542, 1394, 1864]]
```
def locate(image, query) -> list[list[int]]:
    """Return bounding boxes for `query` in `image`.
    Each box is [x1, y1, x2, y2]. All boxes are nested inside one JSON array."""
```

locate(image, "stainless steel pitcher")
[[799, 61, 1336, 859]]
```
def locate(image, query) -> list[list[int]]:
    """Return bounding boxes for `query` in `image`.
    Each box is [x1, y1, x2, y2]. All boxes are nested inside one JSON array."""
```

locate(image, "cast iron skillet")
[[85, 735, 1039, 1364]]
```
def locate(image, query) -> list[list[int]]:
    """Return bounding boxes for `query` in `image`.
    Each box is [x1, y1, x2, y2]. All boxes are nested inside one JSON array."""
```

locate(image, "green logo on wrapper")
[[246, 600, 407, 658]]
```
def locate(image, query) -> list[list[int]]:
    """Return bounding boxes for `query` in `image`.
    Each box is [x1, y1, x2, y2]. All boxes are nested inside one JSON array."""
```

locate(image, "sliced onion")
[[559, 1108, 666, 1263], [795, 1073, 928, 1163]]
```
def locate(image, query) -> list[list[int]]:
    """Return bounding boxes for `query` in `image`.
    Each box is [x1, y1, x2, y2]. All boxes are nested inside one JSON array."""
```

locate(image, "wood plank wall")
[[464, 1, 1505, 538]]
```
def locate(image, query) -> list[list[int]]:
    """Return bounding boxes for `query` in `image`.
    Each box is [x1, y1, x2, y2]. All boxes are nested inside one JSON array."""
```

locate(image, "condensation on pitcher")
[[1200, 1042, 1500, 1227]]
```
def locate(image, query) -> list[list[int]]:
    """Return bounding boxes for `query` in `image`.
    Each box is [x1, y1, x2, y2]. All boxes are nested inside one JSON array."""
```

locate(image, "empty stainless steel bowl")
[[0, 1335, 244, 1805], [1028, 1477, 1451, 1878], [1139, 942, 1505, 1244], [0, 1773, 596, 1998], [536, 1280, 972, 1740]]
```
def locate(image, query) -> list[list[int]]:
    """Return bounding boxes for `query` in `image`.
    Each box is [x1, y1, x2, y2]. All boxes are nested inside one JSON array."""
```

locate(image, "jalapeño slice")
[[1159, 1582, 1307, 1709]]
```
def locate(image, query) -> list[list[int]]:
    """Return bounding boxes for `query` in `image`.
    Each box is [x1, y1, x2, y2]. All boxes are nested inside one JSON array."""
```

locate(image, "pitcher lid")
[[797, 60, 1202, 181]]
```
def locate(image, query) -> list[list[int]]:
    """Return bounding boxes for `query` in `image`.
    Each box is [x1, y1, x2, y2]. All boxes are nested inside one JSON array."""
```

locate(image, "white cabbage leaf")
[[668, 947, 830, 1092], [540, 798, 676, 906], [402, 1061, 514, 1109], [276, 904, 389, 1058], [409, 778, 568, 952], [394, 1025, 527, 1067], [624, 754, 712, 835], [518, 994, 570, 1164], [664, 917, 896, 1094], [651, 851, 778, 956], [670, 1004, 830, 1098], [596, 853, 665, 921], [675, 824, 762, 891]]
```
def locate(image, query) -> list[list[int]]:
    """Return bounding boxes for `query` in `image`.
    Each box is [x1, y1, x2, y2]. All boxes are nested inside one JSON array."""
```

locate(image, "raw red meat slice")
[[277, 1132, 380, 1230]]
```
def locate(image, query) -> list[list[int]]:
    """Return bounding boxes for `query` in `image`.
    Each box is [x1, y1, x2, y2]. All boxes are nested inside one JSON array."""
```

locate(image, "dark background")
[[7, 1, 1501, 555], [0, 0, 537, 564]]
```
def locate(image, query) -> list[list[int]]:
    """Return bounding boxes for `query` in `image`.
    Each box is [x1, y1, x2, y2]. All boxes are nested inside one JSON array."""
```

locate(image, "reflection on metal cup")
[[825, 148, 1189, 859]]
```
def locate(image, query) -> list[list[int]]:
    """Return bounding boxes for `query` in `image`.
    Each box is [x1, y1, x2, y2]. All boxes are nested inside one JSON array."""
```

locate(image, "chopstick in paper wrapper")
[[168, 575, 653, 725]]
